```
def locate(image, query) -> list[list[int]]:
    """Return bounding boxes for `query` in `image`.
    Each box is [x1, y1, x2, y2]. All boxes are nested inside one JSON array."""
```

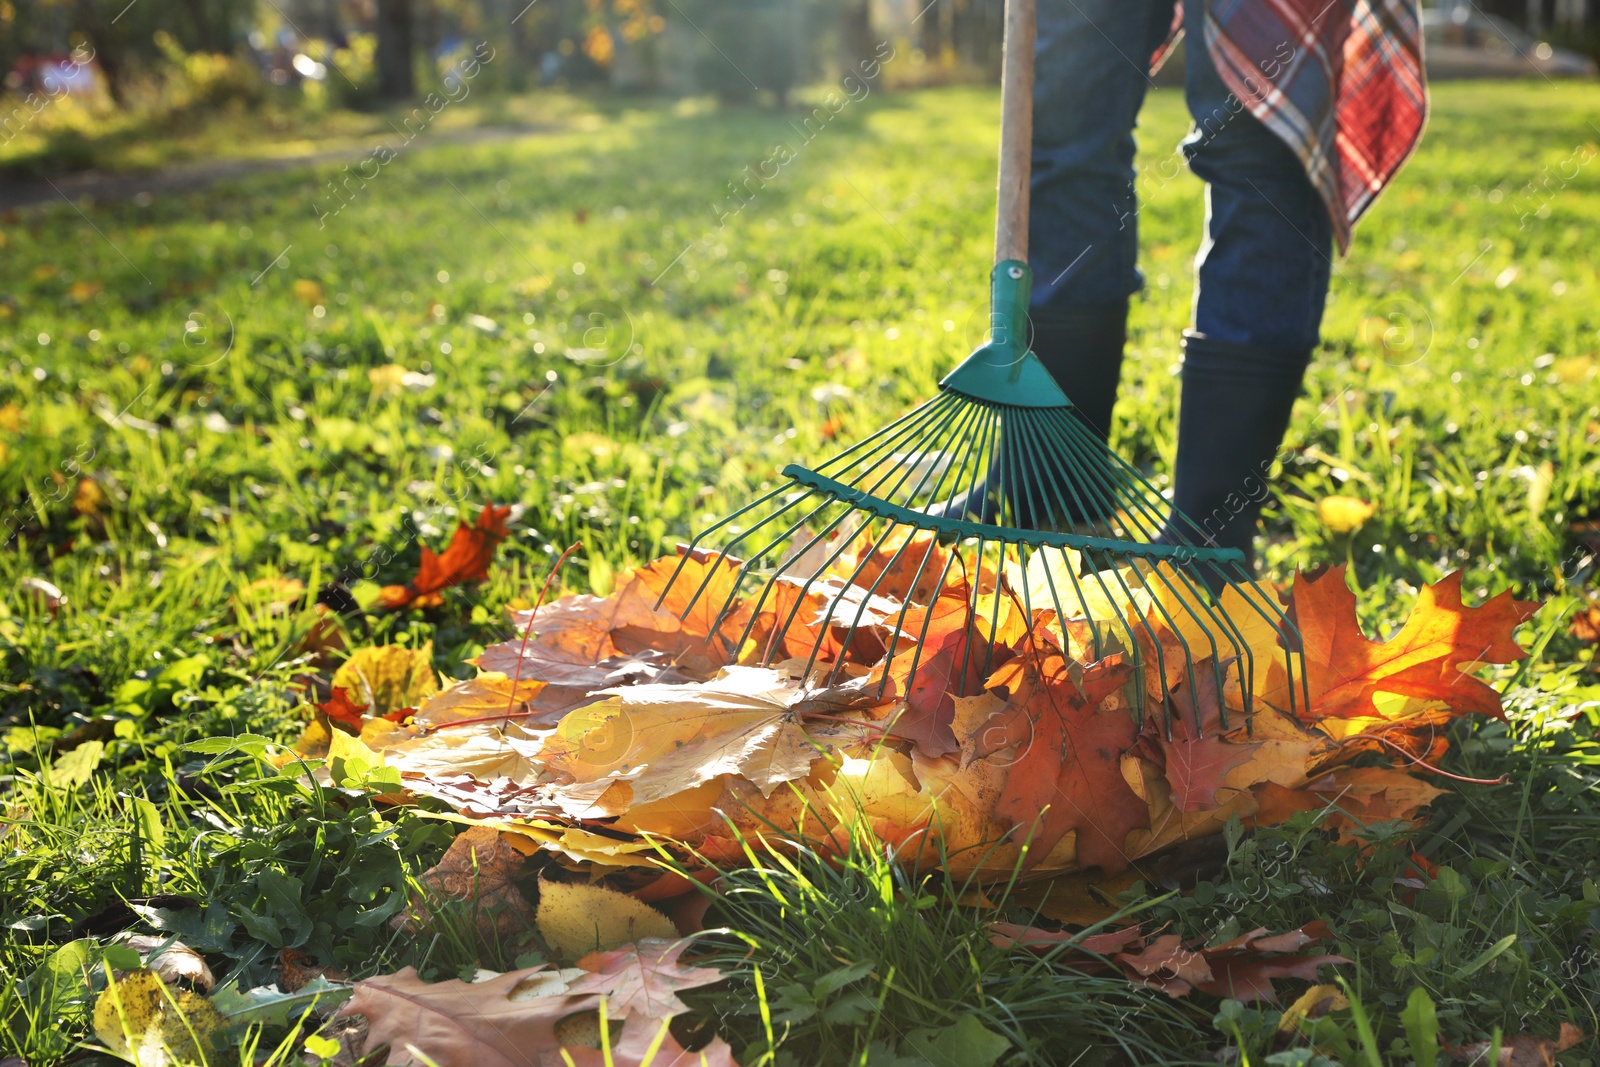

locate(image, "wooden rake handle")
[[994, 0, 1035, 265]]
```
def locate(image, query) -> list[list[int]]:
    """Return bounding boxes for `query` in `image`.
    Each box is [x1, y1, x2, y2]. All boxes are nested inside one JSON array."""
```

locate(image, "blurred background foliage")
[[5, 0, 1597, 179]]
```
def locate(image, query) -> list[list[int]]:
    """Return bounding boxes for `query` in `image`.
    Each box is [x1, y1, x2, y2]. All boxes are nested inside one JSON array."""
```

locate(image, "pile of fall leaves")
[[98, 506, 1554, 1066], [309, 512, 1537, 886]]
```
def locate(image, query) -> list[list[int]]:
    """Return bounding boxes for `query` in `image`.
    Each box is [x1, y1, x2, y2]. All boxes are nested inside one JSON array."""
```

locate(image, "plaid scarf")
[[1155, 0, 1428, 252]]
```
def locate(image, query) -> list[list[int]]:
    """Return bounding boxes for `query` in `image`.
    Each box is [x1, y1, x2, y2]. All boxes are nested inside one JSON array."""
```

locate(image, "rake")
[[656, 0, 1307, 730]]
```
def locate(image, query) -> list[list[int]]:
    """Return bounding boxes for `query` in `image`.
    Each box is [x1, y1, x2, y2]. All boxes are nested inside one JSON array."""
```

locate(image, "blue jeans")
[[1029, 0, 1333, 353]]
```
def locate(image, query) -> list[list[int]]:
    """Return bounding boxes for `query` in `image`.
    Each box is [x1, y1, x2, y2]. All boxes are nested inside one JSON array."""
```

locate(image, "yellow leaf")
[[332, 643, 439, 717], [367, 363, 408, 394], [1001, 544, 1084, 615], [612, 778, 725, 838], [93, 969, 225, 1066], [73, 478, 107, 517], [534, 879, 676, 961], [365, 720, 543, 782], [1278, 983, 1348, 1032], [1316, 495, 1374, 534], [327, 725, 385, 782], [540, 666, 862, 815], [292, 278, 324, 305], [413, 674, 545, 729]]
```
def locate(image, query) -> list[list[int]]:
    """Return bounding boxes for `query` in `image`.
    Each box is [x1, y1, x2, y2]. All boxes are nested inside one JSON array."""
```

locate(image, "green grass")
[[1, 79, 1598, 1065]]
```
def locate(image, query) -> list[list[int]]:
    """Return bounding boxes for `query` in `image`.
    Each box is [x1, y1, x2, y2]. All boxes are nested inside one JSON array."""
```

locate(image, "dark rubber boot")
[[1029, 299, 1127, 442], [929, 301, 1129, 528], [1165, 331, 1311, 583]]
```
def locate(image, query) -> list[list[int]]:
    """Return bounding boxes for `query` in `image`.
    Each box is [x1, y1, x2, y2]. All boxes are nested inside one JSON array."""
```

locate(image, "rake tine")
[[805, 520, 900, 685], [873, 531, 947, 701]]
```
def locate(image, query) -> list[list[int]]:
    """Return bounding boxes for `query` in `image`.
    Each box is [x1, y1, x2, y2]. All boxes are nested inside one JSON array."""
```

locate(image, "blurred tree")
[[375, 0, 416, 97], [0, 0, 254, 106], [678, 0, 802, 104], [836, 0, 874, 72]]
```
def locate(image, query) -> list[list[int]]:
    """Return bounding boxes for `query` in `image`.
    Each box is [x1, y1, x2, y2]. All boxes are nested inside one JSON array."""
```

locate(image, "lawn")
[[1, 78, 1599, 1065]]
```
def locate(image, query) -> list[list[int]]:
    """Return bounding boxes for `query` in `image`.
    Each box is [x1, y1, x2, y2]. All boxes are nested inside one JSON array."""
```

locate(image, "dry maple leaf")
[[396, 826, 535, 942], [479, 562, 736, 687], [380, 504, 511, 610], [338, 951, 738, 1067], [976, 653, 1146, 873], [485, 572, 688, 672], [831, 525, 954, 604], [630, 553, 752, 661], [566, 938, 725, 1018], [538, 666, 866, 818], [411, 675, 547, 729], [1295, 567, 1538, 723]]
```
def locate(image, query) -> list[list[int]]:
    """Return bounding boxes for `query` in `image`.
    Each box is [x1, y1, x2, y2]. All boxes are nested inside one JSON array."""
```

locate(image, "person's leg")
[[1167, 0, 1333, 570], [1029, 0, 1174, 440]]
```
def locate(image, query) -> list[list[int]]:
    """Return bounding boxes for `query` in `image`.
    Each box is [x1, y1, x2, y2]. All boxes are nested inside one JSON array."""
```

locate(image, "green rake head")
[[655, 262, 1308, 731]]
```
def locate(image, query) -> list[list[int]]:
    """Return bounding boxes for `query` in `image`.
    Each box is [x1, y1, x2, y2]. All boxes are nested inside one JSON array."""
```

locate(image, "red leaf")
[[1197, 953, 1349, 1003], [1156, 662, 1264, 811], [989, 921, 1144, 956], [875, 589, 1009, 757], [317, 686, 369, 730]]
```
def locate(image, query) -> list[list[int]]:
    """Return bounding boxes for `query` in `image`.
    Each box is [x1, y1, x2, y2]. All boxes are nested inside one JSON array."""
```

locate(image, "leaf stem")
[[1351, 732, 1510, 786]]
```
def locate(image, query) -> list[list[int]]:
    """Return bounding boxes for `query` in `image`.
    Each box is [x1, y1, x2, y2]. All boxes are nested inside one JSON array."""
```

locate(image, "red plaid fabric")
[[1155, 1, 1428, 252]]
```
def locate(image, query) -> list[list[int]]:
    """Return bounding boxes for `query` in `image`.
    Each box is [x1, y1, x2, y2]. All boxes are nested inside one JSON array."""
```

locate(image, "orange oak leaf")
[[317, 687, 370, 731], [1198, 950, 1349, 1004], [381, 504, 512, 610], [1443, 1022, 1583, 1067], [975, 653, 1145, 873], [1113, 933, 1214, 991], [1294, 567, 1537, 723]]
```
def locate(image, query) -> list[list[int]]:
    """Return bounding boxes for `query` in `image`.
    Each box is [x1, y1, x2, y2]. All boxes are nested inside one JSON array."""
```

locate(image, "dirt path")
[[0, 124, 551, 212]]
